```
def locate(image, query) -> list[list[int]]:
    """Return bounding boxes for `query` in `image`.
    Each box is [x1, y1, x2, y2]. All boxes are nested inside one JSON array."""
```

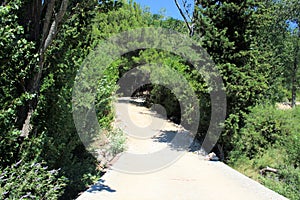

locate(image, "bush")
[[230, 104, 286, 160], [229, 104, 300, 199], [0, 160, 66, 199], [261, 165, 300, 200], [108, 129, 127, 156]]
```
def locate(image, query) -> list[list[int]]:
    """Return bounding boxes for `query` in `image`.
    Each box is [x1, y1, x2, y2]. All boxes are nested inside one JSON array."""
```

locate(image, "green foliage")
[[1, 0, 299, 199], [118, 48, 210, 134], [230, 104, 284, 159], [0, 160, 66, 199], [229, 104, 300, 199], [92, 0, 145, 43], [35, 2, 104, 198], [0, 0, 41, 167], [108, 129, 127, 155], [257, 0, 300, 103], [0, 1, 103, 199], [190, 0, 290, 157], [263, 165, 300, 200], [95, 61, 120, 129]]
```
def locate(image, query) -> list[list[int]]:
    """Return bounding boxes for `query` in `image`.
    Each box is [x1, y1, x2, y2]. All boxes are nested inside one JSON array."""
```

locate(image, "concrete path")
[[77, 98, 287, 200]]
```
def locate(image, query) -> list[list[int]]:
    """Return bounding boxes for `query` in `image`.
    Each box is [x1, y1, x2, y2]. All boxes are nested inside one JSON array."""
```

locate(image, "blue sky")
[[133, 0, 190, 20]]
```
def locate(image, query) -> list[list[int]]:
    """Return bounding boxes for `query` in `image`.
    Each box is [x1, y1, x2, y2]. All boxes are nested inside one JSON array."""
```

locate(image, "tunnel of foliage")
[[0, 0, 299, 199]]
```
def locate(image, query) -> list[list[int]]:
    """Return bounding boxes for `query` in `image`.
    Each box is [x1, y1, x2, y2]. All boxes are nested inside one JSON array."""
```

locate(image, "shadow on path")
[[152, 130, 200, 152], [87, 179, 116, 193], [117, 97, 146, 107]]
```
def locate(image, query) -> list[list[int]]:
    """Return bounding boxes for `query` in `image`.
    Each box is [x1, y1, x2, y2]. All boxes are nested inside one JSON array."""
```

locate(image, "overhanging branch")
[[174, 0, 194, 36]]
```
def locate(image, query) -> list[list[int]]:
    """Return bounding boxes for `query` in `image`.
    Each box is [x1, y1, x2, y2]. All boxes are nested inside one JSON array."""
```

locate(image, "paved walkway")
[[77, 98, 287, 200]]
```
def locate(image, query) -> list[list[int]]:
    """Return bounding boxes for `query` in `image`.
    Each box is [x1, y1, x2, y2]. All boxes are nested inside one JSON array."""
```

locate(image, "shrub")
[[229, 104, 300, 199], [0, 160, 66, 199], [230, 104, 286, 160], [108, 129, 127, 156]]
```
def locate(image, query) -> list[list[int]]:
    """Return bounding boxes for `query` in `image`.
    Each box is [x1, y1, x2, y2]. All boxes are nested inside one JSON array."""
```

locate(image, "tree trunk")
[[20, 0, 69, 138], [291, 75, 297, 108], [291, 28, 299, 108]]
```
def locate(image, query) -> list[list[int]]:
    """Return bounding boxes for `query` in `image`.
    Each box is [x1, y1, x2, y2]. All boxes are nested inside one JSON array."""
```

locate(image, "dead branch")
[[174, 0, 194, 36], [260, 166, 278, 176], [182, 0, 192, 20]]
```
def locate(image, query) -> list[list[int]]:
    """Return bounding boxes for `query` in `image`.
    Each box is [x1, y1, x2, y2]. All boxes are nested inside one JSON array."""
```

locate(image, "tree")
[[174, 0, 282, 156], [0, 0, 104, 198], [13, 0, 69, 138], [282, 0, 300, 108], [257, 0, 300, 107]]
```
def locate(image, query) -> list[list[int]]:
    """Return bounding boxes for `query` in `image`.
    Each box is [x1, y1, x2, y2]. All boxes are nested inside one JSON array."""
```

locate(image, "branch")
[[56, 0, 69, 21], [20, 0, 69, 138], [40, 0, 56, 52], [1, 1, 7, 6], [20, 108, 33, 137], [174, 0, 193, 36], [259, 166, 278, 176], [42, 0, 68, 52], [182, 0, 192, 21]]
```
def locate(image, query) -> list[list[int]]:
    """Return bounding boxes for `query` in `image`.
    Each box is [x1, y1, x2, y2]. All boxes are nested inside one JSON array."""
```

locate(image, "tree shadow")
[[116, 97, 146, 107], [137, 111, 167, 120], [87, 179, 116, 193], [152, 130, 200, 152]]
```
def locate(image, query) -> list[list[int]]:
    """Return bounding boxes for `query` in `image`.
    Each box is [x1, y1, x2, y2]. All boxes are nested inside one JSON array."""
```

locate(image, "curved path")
[[77, 98, 287, 200]]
